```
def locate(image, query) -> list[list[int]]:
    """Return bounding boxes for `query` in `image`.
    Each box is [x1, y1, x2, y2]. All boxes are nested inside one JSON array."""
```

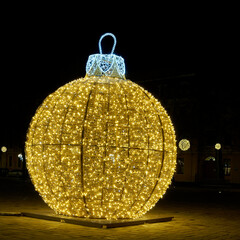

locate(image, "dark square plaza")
[[1, 177, 240, 239]]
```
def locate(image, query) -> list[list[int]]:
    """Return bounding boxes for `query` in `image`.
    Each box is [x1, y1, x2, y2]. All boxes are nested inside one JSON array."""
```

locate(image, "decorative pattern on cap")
[[86, 33, 126, 79]]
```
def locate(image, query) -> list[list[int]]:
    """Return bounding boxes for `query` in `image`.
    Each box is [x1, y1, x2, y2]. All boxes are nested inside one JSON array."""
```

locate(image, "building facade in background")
[[1, 72, 240, 183], [0, 146, 23, 176], [138, 72, 240, 184]]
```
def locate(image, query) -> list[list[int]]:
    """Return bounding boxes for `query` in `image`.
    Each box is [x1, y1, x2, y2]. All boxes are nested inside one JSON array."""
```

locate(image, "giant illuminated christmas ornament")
[[25, 33, 177, 220]]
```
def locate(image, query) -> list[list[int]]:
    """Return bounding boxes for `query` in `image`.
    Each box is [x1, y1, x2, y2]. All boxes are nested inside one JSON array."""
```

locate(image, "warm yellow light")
[[1, 146, 7, 152], [26, 32, 177, 219], [215, 143, 221, 150], [179, 139, 190, 151], [25, 76, 177, 219]]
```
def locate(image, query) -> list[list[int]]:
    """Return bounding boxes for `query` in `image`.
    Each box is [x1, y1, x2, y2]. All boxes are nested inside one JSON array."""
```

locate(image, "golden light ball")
[[25, 33, 177, 220]]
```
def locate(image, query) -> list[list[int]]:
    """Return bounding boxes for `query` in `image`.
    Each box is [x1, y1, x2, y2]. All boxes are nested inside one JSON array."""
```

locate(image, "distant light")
[[215, 143, 221, 150], [1, 146, 7, 152], [18, 153, 23, 161], [205, 156, 216, 161], [179, 139, 190, 151]]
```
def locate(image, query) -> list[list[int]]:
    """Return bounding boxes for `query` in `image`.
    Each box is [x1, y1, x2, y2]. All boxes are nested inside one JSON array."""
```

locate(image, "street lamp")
[[1, 146, 8, 171], [215, 143, 222, 181]]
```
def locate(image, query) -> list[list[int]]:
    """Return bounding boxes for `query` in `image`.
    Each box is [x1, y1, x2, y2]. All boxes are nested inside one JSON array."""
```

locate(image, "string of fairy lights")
[[25, 33, 177, 220]]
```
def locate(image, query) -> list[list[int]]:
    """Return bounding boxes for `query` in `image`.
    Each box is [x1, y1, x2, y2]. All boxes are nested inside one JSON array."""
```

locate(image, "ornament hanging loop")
[[86, 32, 125, 79], [99, 33, 116, 55]]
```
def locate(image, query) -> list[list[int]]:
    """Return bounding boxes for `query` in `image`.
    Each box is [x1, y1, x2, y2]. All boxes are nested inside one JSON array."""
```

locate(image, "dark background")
[[0, 3, 238, 148]]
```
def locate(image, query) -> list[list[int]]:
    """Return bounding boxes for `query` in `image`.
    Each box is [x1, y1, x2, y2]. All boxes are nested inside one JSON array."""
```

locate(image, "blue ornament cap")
[[86, 33, 126, 79]]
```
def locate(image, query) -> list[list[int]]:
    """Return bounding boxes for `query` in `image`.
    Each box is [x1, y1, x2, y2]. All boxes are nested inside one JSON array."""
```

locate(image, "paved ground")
[[1, 177, 240, 239]]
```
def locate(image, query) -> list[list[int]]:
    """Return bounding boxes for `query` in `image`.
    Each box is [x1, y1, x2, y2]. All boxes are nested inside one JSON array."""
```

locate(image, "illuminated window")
[[177, 158, 184, 174], [223, 159, 231, 176]]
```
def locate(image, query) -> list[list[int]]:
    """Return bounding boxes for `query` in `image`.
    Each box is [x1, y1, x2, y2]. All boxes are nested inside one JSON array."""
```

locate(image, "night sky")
[[0, 3, 238, 148]]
